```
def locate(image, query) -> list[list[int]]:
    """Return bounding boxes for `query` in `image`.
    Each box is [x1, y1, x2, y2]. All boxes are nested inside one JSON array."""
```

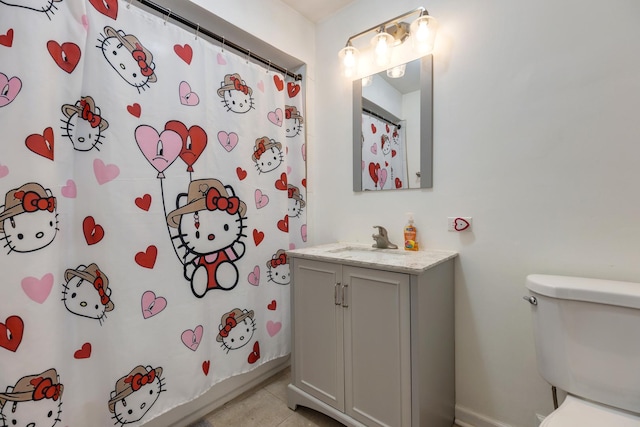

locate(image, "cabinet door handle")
[[342, 283, 349, 308], [334, 282, 342, 305]]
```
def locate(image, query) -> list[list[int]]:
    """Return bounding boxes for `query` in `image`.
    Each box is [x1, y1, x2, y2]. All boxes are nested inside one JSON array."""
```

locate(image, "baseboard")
[[455, 404, 513, 427]]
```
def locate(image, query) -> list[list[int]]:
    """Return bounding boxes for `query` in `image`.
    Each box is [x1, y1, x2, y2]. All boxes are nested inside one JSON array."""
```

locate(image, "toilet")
[[526, 274, 640, 426]]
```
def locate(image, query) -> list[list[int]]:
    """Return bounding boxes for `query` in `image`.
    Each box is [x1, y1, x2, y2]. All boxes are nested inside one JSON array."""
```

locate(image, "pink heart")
[[289, 243, 296, 250], [267, 108, 283, 127], [179, 81, 199, 106], [181, 325, 203, 351], [217, 52, 226, 65], [0, 164, 8, 178], [21, 273, 54, 304], [93, 159, 120, 185], [135, 125, 182, 177], [248, 265, 260, 286], [254, 189, 269, 209], [0, 73, 22, 108], [266, 321, 282, 337], [81, 14, 89, 31], [61, 179, 76, 198], [141, 290, 167, 319], [301, 224, 307, 242], [287, 166, 292, 175], [378, 168, 388, 189], [370, 143, 377, 155], [301, 144, 306, 161], [217, 131, 238, 152], [257, 80, 265, 92]]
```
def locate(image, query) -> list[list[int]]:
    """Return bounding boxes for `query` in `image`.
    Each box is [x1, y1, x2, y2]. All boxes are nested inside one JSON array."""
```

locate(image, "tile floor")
[[188, 367, 461, 427], [188, 368, 345, 427]]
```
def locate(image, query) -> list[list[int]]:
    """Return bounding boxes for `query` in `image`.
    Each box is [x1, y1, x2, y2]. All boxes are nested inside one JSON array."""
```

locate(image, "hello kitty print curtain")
[[0, 1, 306, 425], [361, 113, 407, 191]]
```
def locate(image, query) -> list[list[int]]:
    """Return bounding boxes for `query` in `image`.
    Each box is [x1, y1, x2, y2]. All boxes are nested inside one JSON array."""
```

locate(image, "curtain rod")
[[363, 108, 401, 129], [131, 0, 303, 81]]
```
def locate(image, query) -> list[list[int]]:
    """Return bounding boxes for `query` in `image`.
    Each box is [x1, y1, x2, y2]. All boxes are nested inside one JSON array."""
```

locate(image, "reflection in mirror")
[[353, 55, 433, 191]]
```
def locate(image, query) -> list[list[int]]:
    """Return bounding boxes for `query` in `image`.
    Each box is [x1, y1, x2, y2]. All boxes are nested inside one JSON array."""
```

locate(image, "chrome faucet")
[[372, 226, 398, 249]]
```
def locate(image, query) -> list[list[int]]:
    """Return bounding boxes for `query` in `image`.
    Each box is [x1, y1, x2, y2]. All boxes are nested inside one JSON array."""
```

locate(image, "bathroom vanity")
[[287, 243, 457, 427]]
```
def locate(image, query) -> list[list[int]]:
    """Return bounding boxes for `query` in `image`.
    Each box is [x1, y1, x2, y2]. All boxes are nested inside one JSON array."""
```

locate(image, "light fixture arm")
[[344, 7, 427, 47]]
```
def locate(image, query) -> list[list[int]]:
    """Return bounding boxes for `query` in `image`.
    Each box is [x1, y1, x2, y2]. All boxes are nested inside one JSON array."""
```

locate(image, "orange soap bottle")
[[404, 213, 419, 251]]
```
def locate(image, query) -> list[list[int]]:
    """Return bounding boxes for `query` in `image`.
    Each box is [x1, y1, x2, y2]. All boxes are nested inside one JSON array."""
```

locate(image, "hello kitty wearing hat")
[[0, 182, 58, 254], [62, 263, 114, 324], [108, 365, 165, 426], [167, 179, 247, 298], [217, 73, 254, 114], [60, 96, 109, 152], [0, 368, 64, 427]]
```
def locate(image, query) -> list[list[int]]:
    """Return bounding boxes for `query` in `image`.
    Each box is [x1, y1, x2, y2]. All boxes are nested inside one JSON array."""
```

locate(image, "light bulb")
[[410, 15, 438, 54], [338, 45, 359, 77], [371, 32, 393, 66]]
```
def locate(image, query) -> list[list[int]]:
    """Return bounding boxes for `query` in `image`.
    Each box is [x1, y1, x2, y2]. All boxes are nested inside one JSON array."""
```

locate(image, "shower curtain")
[[0, 1, 306, 425], [361, 113, 407, 191]]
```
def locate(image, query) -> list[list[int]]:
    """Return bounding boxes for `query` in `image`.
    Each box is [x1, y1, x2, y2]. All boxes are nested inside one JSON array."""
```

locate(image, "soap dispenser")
[[403, 213, 419, 251]]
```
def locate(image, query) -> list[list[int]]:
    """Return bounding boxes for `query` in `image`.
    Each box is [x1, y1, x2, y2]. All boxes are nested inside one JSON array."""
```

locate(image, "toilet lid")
[[542, 395, 640, 427]]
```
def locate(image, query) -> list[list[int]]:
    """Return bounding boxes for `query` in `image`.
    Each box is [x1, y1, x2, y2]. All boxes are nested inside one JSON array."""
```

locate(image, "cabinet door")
[[343, 266, 411, 427], [291, 259, 345, 411]]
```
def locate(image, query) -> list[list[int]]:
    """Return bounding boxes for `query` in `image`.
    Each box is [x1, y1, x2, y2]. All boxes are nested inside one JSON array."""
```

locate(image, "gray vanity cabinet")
[[287, 246, 456, 427]]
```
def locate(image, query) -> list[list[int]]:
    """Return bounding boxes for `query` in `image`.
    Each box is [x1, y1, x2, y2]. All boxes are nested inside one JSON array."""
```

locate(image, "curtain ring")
[[266, 61, 271, 74], [221, 37, 225, 52], [164, 9, 171, 25], [195, 24, 200, 40], [246, 50, 251, 64], [284, 68, 288, 80], [127, 0, 133, 9]]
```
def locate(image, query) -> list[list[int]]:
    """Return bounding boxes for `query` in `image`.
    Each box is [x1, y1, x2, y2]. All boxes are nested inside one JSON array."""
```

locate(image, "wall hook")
[[163, 9, 171, 25]]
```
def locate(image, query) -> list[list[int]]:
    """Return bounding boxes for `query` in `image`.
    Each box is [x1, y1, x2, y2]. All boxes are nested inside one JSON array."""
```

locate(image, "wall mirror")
[[353, 55, 433, 191]]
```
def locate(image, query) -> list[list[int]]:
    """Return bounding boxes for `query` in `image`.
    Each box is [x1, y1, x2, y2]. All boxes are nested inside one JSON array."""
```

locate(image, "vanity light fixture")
[[338, 7, 438, 77]]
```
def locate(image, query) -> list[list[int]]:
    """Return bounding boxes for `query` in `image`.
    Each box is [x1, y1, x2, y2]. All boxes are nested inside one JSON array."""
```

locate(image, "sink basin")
[[327, 245, 410, 259]]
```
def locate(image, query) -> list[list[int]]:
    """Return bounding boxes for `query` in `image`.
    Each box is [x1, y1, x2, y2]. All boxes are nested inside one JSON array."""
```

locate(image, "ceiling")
[[280, 0, 356, 22]]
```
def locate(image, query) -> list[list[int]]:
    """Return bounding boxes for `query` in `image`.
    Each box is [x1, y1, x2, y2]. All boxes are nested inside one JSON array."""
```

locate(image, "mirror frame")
[[353, 55, 433, 191]]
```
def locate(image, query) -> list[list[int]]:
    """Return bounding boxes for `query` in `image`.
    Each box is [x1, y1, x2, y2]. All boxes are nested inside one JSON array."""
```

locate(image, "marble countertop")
[[287, 242, 458, 274]]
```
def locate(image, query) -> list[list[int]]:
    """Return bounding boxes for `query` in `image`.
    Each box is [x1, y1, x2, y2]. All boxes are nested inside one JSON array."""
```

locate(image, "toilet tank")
[[526, 274, 640, 414]]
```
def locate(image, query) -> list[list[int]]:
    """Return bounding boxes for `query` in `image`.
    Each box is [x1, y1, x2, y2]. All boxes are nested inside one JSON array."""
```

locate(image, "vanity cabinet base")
[[288, 253, 455, 427]]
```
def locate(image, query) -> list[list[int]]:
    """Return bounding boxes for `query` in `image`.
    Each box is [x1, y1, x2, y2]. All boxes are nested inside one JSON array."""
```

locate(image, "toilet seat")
[[542, 395, 640, 427]]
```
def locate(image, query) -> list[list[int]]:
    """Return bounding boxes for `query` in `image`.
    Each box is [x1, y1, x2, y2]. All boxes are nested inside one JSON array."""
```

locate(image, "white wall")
[[314, 0, 640, 426]]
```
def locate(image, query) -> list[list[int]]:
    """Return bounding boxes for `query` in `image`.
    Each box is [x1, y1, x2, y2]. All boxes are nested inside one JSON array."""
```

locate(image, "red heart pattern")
[[127, 103, 141, 117], [236, 167, 247, 180], [274, 173, 287, 190], [25, 127, 54, 160], [371, 124, 377, 133], [253, 229, 265, 246], [83, 216, 104, 245], [135, 194, 152, 211], [174, 44, 193, 64], [395, 178, 402, 189], [47, 41, 81, 74], [74, 342, 92, 359], [277, 215, 289, 233], [135, 245, 158, 269], [368, 162, 380, 186], [202, 360, 210, 376], [89, 0, 118, 19], [287, 82, 300, 98], [248, 341, 260, 364], [273, 75, 284, 91], [0, 29, 13, 47], [0, 315, 24, 353], [267, 300, 277, 310]]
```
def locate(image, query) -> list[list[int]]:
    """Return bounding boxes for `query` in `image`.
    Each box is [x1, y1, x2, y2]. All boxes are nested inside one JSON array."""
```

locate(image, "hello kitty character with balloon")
[[166, 179, 247, 298]]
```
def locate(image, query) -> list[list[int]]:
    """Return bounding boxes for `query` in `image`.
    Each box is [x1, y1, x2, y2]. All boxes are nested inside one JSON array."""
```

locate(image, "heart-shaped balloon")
[[135, 125, 182, 178], [164, 121, 208, 173], [368, 162, 380, 186], [378, 168, 388, 189]]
